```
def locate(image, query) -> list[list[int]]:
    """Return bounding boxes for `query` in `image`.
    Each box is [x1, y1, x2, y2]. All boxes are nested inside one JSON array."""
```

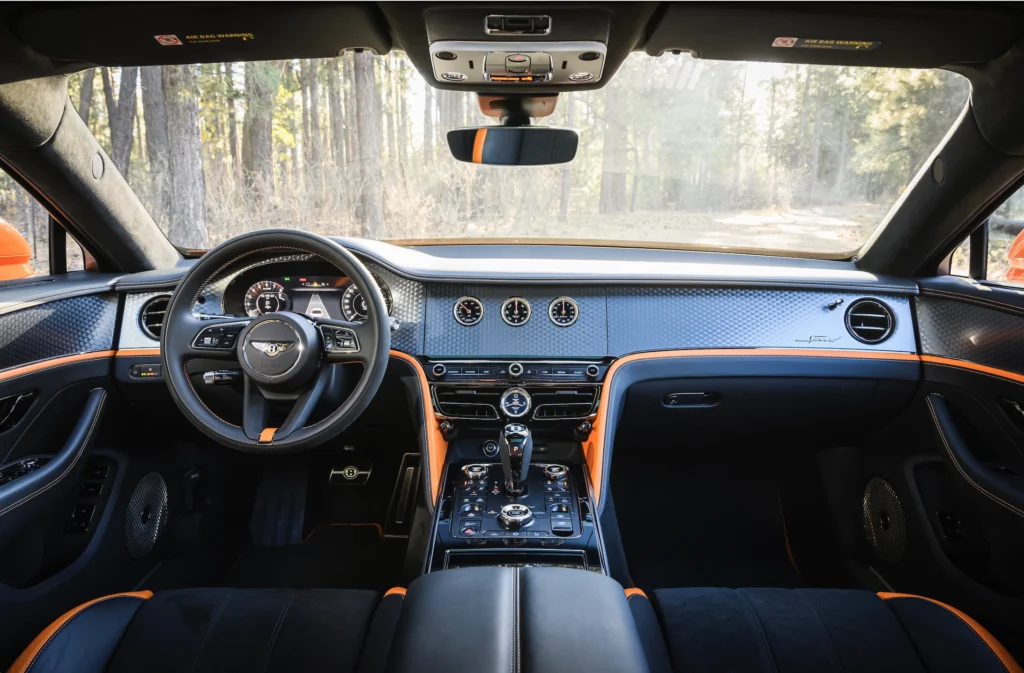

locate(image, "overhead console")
[[383, 3, 659, 94]]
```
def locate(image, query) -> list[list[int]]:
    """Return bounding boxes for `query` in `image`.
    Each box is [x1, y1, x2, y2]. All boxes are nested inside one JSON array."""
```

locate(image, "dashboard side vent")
[[434, 389, 500, 419], [139, 295, 171, 341], [532, 388, 598, 420], [845, 299, 895, 344]]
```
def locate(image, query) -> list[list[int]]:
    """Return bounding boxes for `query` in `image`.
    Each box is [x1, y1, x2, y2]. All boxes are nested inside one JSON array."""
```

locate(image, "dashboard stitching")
[[923, 361, 1024, 387]]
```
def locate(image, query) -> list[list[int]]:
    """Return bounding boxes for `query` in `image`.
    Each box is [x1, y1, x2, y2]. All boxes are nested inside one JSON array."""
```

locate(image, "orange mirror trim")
[[0, 218, 34, 281]]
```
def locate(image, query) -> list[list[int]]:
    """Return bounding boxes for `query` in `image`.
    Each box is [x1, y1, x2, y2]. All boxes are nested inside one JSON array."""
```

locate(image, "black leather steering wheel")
[[161, 230, 391, 452]]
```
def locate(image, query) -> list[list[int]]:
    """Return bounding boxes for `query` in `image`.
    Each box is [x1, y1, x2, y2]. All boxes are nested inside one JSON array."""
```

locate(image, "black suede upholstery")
[[104, 588, 382, 673], [651, 587, 1021, 673]]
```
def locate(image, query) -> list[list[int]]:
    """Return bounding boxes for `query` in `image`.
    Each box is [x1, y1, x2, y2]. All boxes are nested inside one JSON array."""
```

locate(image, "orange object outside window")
[[1008, 227, 1024, 283], [0, 218, 34, 280]]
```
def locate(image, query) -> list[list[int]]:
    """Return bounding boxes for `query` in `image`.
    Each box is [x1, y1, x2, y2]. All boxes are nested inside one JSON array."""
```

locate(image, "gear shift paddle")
[[498, 423, 533, 495]]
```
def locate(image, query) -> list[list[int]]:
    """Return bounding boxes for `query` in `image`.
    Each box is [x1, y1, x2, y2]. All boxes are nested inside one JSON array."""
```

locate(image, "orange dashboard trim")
[[921, 354, 1024, 385], [583, 348, 922, 507], [389, 350, 447, 507], [0, 350, 115, 382], [116, 348, 162, 357]]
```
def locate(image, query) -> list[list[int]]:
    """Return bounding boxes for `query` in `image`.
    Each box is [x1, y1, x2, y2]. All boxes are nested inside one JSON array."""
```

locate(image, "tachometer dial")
[[548, 297, 579, 327], [244, 281, 289, 316], [453, 297, 484, 326], [340, 274, 393, 322]]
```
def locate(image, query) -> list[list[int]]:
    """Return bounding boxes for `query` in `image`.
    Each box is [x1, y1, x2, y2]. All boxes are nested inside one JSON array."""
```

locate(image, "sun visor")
[[11, 3, 390, 66], [645, 4, 1023, 68]]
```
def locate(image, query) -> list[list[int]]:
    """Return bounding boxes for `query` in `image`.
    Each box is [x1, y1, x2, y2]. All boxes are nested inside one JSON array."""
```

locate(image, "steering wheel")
[[161, 230, 391, 452]]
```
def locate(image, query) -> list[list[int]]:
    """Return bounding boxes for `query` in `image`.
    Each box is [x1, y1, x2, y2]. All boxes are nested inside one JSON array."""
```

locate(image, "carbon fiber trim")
[[424, 285, 607, 358], [917, 295, 1024, 375], [863, 477, 906, 565], [606, 288, 915, 356], [125, 471, 168, 559], [0, 294, 117, 370]]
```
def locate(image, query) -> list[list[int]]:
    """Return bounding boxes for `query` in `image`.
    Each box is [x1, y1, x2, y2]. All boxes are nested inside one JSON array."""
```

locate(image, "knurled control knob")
[[508, 362, 523, 378], [543, 464, 568, 481], [432, 363, 447, 378], [585, 364, 600, 379], [498, 503, 534, 529], [463, 464, 489, 480]]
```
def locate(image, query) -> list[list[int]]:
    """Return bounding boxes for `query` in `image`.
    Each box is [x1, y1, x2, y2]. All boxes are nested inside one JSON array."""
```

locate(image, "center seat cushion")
[[648, 587, 1023, 673]]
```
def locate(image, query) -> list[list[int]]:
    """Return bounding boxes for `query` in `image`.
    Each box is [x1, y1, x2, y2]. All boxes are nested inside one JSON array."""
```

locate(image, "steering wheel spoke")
[[186, 316, 250, 360], [243, 367, 332, 443], [314, 318, 374, 366]]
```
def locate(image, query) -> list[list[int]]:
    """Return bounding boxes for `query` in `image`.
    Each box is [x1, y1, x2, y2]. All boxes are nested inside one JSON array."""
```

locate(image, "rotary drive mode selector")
[[498, 503, 535, 529], [543, 464, 568, 481], [463, 464, 489, 480]]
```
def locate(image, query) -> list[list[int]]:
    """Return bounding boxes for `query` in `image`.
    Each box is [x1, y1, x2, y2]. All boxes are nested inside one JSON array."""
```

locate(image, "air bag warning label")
[[154, 33, 256, 46], [772, 37, 880, 51]]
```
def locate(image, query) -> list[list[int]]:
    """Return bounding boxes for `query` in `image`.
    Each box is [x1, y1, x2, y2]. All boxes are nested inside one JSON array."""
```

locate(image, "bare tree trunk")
[[353, 51, 384, 238], [559, 93, 575, 221], [806, 77, 824, 201], [163, 65, 208, 248], [78, 68, 95, 124], [102, 66, 139, 179], [599, 82, 628, 214], [307, 58, 323, 205], [327, 60, 345, 166], [397, 55, 409, 167], [422, 79, 433, 165], [140, 66, 171, 225], [224, 64, 240, 174], [242, 61, 276, 202]]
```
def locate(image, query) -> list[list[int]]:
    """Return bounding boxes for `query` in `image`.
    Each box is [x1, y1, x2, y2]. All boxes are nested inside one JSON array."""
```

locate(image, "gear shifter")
[[498, 423, 533, 495]]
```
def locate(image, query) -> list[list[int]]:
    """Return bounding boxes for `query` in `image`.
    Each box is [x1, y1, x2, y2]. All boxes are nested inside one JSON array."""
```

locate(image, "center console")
[[424, 359, 608, 573]]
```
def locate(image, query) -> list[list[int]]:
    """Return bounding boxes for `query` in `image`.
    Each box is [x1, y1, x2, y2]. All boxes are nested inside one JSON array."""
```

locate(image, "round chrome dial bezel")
[[501, 297, 531, 326], [500, 387, 532, 418], [548, 297, 579, 327], [453, 296, 484, 326], [340, 273, 393, 322]]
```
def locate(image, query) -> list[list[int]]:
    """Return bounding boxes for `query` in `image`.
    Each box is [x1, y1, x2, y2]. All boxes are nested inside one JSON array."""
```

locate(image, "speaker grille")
[[125, 471, 168, 560], [862, 477, 906, 565]]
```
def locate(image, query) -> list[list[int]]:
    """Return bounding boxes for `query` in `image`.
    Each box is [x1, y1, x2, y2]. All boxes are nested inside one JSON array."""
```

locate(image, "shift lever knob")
[[498, 423, 533, 495]]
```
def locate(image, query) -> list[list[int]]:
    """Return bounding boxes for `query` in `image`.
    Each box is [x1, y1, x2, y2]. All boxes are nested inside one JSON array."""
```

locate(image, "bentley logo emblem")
[[249, 341, 295, 357]]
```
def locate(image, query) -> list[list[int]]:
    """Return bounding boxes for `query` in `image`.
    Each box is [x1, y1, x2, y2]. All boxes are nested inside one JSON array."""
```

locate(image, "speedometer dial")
[[453, 297, 484, 326], [501, 297, 531, 326], [244, 281, 289, 316], [340, 274, 393, 322]]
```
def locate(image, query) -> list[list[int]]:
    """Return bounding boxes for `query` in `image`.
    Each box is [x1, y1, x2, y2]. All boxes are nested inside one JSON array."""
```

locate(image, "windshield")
[[64, 52, 968, 258]]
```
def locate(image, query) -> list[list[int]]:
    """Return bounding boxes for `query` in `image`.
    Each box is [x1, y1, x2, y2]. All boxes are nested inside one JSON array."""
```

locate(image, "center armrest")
[[386, 566, 650, 673]]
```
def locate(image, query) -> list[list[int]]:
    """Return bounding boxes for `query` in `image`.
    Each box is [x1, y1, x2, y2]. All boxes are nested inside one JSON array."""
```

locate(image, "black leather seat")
[[7, 586, 405, 673], [628, 587, 1024, 673]]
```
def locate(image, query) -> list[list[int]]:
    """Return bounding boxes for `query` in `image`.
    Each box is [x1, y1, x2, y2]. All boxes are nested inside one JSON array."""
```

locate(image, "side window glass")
[[987, 216, 1024, 286], [0, 174, 49, 277], [950, 237, 970, 278]]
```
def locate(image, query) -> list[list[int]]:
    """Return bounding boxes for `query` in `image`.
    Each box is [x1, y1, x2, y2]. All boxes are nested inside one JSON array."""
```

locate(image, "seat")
[[7, 586, 405, 673], [628, 587, 1024, 673]]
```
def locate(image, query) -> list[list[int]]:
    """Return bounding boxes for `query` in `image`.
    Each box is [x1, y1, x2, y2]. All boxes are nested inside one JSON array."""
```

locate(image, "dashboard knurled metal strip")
[[916, 295, 1024, 375], [0, 294, 117, 370], [607, 287, 915, 355], [366, 262, 424, 355]]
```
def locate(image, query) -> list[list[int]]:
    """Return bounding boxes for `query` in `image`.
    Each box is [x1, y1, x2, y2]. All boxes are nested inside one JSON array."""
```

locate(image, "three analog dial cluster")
[[453, 296, 579, 327]]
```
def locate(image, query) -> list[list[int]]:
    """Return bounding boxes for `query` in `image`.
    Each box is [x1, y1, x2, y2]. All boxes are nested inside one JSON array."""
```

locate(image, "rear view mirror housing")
[[447, 127, 579, 166]]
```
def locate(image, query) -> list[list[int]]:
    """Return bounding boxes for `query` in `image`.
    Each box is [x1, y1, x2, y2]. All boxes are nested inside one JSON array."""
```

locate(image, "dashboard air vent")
[[139, 295, 171, 340], [532, 388, 598, 420], [434, 389, 501, 419], [845, 299, 895, 344]]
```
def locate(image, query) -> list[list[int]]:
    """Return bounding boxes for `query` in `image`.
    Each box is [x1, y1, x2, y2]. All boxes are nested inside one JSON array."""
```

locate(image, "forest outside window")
[[0, 174, 84, 276], [39, 52, 970, 258]]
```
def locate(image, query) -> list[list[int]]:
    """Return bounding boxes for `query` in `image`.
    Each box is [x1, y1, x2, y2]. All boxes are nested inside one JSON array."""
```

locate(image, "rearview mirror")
[[447, 127, 578, 166]]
